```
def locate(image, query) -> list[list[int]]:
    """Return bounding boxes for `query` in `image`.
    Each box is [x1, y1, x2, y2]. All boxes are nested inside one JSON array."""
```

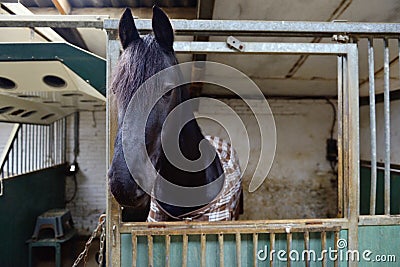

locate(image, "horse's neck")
[[158, 114, 224, 187], [157, 116, 225, 217]]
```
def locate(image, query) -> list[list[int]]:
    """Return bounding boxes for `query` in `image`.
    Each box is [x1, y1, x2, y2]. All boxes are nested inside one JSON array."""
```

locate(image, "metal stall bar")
[[321, 231, 327, 267], [219, 233, 224, 267], [131, 233, 137, 267], [383, 38, 391, 215], [252, 233, 258, 267], [337, 55, 344, 218], [182, 234, 188, 267], [165, 235, 171, 267], [334, 231, 340, 267], [304, 231, 310, 267], [368, 38, 378, 215], [105, 27, 122, 266], [147, 235, 153, 267], [270, 233, 275, 267], [346, 43, 360, 267], [287, 232, 292, 267], [236, 232, 241, 267], [200, 234, 206, 267]]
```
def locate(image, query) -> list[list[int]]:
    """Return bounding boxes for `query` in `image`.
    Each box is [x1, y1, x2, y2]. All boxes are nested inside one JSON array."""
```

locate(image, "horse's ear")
[[119, 8, 140, 49], [152, 6, 174, 51]]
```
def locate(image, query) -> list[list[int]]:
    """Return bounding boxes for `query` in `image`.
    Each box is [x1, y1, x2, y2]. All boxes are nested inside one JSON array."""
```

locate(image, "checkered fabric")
[[147, 136, 242, 222]]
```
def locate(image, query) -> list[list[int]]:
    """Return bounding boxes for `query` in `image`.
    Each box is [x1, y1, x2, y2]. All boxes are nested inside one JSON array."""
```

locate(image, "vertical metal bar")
[[165, 235, 171, 267], [286, 233, 292, 267], [321, 232, 327, 267], [10, 148, 14, 175], [304, 232, 310, 267], [147, 235, 153, 267], [334, 231, 340, 267], [337, 55, 344, 218], [44, 125, 46, 167], [36, 125, 39, 170], [131, 233, 137, 267], [106, 30, 123, 267], [219, 233, 224, 267], [270, 233, 275, 267], [182, 234, 188, 267], [24, 125, 27, 173], [347, 44, 360, 267], [368, 38, 378, 215], [343, 54, 349, 220], [29, 124, 32, 172], [15, 129, 19, 175], [383, 38, 391, 215], [236, 233, 241, 267], [200, 234, 206, 267], [63, 118, 67, 163], [40, 126, 43, 169], [55, 121, 60, 164], [253, 233, 258, 267]]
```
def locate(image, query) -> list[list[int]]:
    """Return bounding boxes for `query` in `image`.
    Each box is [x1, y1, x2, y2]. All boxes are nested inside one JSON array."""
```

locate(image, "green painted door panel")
[[121, 230, 346, 266], [360, 166, 400, 215], [358, 225, 400, 266], [0, 165, 67, 266]]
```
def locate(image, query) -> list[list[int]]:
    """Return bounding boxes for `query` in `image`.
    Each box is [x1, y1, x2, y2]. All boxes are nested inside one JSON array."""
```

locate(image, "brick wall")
[[65, 111, 107, 235]]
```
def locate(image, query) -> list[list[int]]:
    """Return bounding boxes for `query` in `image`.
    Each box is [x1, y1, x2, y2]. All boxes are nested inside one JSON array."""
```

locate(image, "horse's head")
[[112, 6, 185, 168]]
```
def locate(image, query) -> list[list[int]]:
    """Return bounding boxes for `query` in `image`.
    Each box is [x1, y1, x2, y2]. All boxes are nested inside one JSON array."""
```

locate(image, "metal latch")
[[227, 36, 245, 52], [332, 34, 350, 43], [332, 20, 350, 43]]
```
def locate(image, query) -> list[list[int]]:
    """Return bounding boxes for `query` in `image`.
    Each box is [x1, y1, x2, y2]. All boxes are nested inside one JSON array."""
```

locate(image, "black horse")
[[108, 6, 229, 221]]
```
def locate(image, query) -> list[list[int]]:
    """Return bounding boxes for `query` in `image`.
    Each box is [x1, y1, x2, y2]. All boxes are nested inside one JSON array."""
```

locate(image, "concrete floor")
[[31, 237, 101, 267]]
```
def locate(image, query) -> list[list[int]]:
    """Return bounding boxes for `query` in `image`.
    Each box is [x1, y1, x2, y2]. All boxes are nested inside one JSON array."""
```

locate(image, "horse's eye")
[[162, 83, 175, 97], [163, 90, 172, 98]]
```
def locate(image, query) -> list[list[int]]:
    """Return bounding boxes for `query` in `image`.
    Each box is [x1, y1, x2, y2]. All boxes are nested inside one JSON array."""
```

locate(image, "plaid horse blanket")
[[147, 136, 242, 222]]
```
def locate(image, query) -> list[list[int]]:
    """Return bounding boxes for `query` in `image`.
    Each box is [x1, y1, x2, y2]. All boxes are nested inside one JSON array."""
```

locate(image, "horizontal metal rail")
[[120, 218, 349, 234], [173, 41, 351, 54], [0, 14, 107, 28], [1, 15, 400, 38], [104, 19, 400, 38]]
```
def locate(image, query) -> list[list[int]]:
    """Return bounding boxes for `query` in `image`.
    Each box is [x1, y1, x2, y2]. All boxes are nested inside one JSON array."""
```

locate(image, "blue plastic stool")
[[32, 209, 74, 239]]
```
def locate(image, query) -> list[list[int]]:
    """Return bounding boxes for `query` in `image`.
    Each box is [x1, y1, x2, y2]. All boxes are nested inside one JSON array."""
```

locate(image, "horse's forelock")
[[111, 35, 177, 118]]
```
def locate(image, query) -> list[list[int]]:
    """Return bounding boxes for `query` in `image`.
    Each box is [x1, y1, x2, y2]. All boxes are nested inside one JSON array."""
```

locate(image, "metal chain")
[[98, 217, 106, 266], [72, 214, 106, 267]]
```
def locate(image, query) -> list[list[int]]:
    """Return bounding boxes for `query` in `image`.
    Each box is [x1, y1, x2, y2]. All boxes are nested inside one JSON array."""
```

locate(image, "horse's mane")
[[111, 35, 178, 115]]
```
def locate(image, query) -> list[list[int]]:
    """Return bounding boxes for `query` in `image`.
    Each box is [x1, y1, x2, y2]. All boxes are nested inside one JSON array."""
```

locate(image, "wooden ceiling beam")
[[51, 0, 71, 15]]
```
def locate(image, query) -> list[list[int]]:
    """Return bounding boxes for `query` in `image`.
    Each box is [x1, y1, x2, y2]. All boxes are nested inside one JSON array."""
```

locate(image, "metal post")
[[383, 38, 391, 215], [368, 38, 378, 215], [105, 28, 122, 267]]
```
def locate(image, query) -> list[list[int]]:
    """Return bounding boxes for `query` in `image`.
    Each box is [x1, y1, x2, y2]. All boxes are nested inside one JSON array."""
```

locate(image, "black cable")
[[326, 98, 338, 175], [65, 173, 77, 204], [326, 98, 336, 140]]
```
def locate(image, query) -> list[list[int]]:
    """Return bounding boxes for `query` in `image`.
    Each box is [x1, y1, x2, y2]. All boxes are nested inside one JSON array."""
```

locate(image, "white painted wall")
[[0, 123, 15, 155], [197, 99, 338, 219], [360, 100, 400, 164]]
